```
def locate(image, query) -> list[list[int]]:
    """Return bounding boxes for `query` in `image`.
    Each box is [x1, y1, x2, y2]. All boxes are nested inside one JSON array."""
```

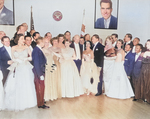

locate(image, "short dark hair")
[[92, 34, 99, 40], [126, 33, 132, 40], [33, 32, 39, 39], [24, 35, 31, 40], [100, 0, 112, 9], [44, 32, 51, 37], [117, 39, 124, 45], [126, 44, 132, 49], [1, 36, 10, 42], [134, 37, 140, 41], [112, 33, 118, 38], [14, 34, 24, 44], [58, 34, 65, 40], [136, 44, 143, 50], [64, 31, 71, 35]]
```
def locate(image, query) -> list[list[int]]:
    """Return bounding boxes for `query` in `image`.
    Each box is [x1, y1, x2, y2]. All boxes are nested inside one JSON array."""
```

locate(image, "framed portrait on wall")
[[94, 0, 119, 29], [0, 0, 15, 25]]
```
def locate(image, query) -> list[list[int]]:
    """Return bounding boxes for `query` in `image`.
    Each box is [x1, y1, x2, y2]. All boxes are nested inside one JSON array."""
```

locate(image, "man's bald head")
[[0, 31, 6, 39]]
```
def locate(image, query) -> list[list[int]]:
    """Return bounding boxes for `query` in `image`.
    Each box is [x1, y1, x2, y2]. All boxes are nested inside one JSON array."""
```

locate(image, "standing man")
[[31, 32, 40, 49], [95, 0, 117, 29], [124, 44, 135, 88], [92, 34, 104, 96], [132, 37, 140, 53], [132, 44, 143, 101], [24, 35, 33, 52], [0, 36, 12, 85], [22, 23, 31, 36], [123, 33, 134, 50], [70, 35, 83, 73], [0, 31, 6, 47], [0, 0, 13, 25], [32, 37, 49, 109], [111, 33, 118, 47]]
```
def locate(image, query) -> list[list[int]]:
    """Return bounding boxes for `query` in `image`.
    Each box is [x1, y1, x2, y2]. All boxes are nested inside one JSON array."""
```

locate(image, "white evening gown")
[[60, 47, 84, 98], [80, 54, 99, 94], [0, 70, 4, 110], [4, 48, 37, 111], [103, 56, 115, 95], [107, 53, 134, 99]]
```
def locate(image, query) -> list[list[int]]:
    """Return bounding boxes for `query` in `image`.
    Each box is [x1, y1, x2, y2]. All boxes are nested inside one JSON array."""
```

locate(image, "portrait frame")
[[94, 0, 119, 30], [0, 0, 15, 25]]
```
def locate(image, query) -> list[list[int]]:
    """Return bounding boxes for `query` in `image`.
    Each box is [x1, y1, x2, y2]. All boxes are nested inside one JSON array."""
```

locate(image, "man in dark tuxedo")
[[70, 35, 83, 73], [132, 44, 143, 101], [0, 31, 6, 47], [0, 0, 13, 25], [124, 44, 135, 88], [132, 37, 140, 53], [95, 0, 117, 29], [92, 34, 104, 96], [31, 32, 40, 49], [0, 36, 12, 85], [32, 37, 49, 109], [123, 33, 134, 50]]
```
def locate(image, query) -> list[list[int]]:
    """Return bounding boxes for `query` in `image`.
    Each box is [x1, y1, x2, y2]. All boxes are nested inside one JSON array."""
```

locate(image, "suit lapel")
[[2, 47, 11, 59]]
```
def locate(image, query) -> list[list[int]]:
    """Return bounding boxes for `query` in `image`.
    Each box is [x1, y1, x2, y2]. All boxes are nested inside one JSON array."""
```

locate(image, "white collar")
[[126, 40, 131, 44], [4, 45, 11, 49], [37, 45, 42, 50], [94, 41, 99, 46], [104, 16, 111, 22], [74, 42, 79, 45], [136, 52, 141, 56]]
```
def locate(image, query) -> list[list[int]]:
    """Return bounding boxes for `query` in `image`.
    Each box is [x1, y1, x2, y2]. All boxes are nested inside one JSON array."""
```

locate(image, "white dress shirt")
[[132, 46, 136, 53], [126, 41, 131, 45], [37, 45, 42, 50], [29, 45, 33, 52], [135, 52, 141, 62], [113, 41, 117, 47], [4, 46, 11, 58], [83, 44, 85, 51], [125, 51, 130, 56], [93, 41, 99, 51], [0, 40, 3, 48], [104, 16, 111, 28], [74, 42, 81, 60]]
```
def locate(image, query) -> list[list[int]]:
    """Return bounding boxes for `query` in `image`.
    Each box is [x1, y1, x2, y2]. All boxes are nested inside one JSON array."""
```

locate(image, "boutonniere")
[[138, 60, 142, 61], [96, 49, 98, 51], [125, 59, 128, 60]]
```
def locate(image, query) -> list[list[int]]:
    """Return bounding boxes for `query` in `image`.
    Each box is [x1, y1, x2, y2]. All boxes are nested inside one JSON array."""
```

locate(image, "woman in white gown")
[[0, 70, 4, 110], [103, 36, 116, 95], [107, 39, 134, 99], [60, 39, 83, 98], [4, 34, 37, 111], [80, 41, 99, 95]]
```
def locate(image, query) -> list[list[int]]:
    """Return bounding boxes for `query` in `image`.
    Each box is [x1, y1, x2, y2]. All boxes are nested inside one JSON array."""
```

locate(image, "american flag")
[[30, 6, 34, 31]]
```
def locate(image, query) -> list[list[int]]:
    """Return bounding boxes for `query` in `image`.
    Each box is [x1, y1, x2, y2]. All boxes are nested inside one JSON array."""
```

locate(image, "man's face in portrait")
[[0, 0, 4, 10], [100, 2, 112, 20]]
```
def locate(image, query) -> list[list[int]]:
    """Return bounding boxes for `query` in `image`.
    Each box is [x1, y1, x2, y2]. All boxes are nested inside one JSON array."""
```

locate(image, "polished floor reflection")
[[0, 94, 150, 119]]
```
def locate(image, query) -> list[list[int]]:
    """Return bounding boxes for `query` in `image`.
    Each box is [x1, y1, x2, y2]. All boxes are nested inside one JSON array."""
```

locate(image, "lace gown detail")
[[4, 49, 37, 111]]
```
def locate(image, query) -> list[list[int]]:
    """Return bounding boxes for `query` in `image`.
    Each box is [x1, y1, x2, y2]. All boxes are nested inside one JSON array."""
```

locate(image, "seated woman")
[[0, 69, 4, 110], [60, 39, 83, 98], [80, 41, 99, 95], [103, 36, 116, 95]]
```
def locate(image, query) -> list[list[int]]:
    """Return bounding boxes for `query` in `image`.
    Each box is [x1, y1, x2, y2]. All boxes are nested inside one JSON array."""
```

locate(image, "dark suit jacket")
[[93, 42, 104, 67], [132, 54, 143, 79], [95, 15, 117, 29], [32, 46, 46, 80], [124, 51, 135, 76], [0, 46, 11, 83], [31, 41, 37, 49], [70, 42, 83, 59], [123, 41, 134, 50], [0, 6, 13, 24]]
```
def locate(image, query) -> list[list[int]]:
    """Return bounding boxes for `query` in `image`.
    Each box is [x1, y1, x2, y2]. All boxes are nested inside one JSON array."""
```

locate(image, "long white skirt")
[[61, 60, 83, 98], [107, 61, 134, 99], [4, 62, 37, 111]]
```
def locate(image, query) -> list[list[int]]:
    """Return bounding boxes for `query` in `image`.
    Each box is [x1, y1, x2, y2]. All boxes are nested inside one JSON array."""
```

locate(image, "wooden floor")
[[0, 94, 150, 119]]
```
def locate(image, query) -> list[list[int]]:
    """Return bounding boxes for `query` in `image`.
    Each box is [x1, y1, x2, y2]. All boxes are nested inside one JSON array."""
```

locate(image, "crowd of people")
[[0, 23, 150, 111]]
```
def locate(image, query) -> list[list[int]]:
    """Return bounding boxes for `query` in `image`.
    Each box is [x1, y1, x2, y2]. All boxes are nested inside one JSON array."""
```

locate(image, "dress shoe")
[[132, 99, 137, 101], [38, 105, 50, 109], [44, 101, 46, 104], [95, 93, 102, 96]]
